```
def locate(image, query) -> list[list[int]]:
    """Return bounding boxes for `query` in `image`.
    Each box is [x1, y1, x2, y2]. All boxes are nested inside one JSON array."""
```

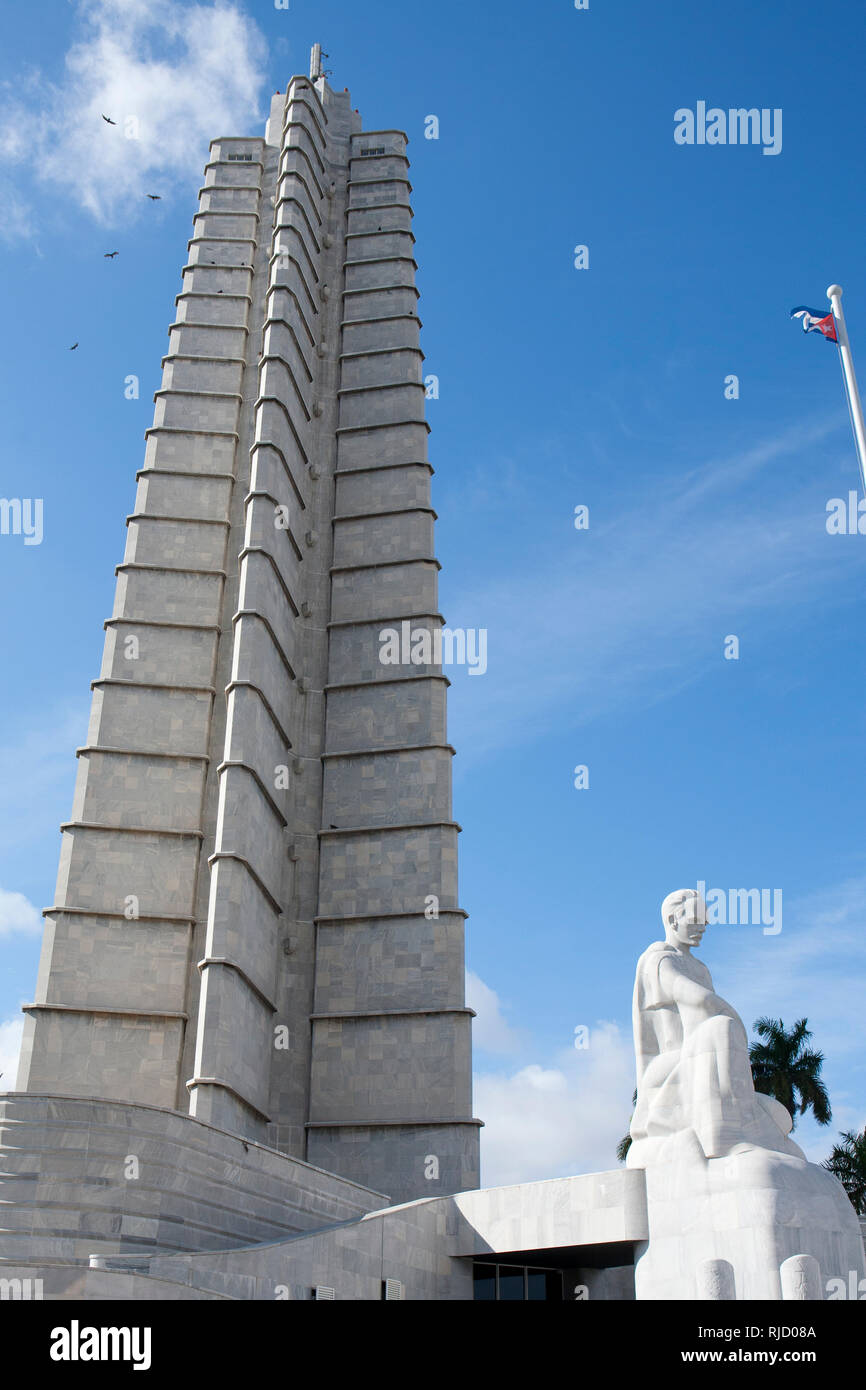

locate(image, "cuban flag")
[[790, 305, 838, 342]]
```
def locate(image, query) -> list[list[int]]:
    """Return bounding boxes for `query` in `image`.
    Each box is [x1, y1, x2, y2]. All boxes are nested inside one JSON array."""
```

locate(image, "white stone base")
[[635, 1146, 865, 1300]]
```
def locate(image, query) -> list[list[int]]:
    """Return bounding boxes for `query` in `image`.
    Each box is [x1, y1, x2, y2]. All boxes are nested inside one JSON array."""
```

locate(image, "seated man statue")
[[627, 888, 803, 1168], [626, 888, 864, 1299]]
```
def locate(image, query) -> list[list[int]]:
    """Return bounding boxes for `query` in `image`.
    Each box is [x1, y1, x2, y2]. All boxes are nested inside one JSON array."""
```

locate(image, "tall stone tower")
[[16, 53, 480, 1206]]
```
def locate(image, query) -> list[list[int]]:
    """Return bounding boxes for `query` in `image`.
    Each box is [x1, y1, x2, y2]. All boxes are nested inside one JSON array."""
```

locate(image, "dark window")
[[527, 1269, 562, 1301], [498, 1266, 525, 1301], [472, 1261, 563, 1301]]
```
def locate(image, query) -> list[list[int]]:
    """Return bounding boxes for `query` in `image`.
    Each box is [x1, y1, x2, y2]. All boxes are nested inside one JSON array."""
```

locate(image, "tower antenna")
[[310, 43, 331, 81]]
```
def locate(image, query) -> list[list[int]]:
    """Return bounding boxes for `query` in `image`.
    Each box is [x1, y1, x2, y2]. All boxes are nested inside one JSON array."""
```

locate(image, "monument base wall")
[[0, 1093, 389, 1268], [0, 1168, 648, 1301]]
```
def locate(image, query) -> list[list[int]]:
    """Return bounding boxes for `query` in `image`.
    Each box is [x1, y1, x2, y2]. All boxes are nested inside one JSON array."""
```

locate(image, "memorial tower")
[[15, 49, 480, 1205]]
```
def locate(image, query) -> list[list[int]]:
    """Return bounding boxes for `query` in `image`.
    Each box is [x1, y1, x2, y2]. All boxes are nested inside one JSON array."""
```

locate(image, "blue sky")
[[1, 0, 865, 1184]]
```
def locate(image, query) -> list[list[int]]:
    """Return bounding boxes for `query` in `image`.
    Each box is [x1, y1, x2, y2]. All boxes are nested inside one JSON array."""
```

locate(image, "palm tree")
[[823, 1128, 866, 1214], [616, 1090, 637, 1163], [748, 1016, 831, 1129]]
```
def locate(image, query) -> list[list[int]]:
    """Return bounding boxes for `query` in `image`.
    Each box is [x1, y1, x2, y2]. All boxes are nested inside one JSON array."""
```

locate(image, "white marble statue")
[[628, 888, 802, 1167], [627, 888, 865, 1300]]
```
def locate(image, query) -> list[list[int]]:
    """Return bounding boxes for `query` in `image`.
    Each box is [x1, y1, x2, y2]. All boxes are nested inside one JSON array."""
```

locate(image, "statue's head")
[[661, 888, 707, 948]]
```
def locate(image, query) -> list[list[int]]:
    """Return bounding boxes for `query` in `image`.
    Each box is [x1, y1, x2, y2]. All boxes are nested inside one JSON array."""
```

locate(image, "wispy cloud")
[[716, 875, 866, 1061], [0, 0, 268, 235], [0, 178, 34, 245], [448, 416, 860, 762], [669, 416, 839, 512]]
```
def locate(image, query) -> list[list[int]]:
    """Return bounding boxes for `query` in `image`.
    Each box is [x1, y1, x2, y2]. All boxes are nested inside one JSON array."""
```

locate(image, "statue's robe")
[[627, 941, 802, 1167]]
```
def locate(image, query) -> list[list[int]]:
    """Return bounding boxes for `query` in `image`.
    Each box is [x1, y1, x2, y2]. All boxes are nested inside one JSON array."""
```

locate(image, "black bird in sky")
[[101, 114, 116, 125], [146, 193, 161, 201], [69, 342, 79, 350], [104, 251, 119, 259]]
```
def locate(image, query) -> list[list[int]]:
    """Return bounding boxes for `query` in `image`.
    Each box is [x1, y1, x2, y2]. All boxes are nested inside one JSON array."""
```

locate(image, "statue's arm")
[[657, 956, 737, 1020]]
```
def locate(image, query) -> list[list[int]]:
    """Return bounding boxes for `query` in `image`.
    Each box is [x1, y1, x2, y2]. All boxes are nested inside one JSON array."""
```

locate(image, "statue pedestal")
[[633, 1142, 865, 1300]]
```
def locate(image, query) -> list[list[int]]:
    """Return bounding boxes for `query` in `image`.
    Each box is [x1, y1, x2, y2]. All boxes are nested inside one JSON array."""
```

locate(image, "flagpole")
[[827, 284, 866, 495]]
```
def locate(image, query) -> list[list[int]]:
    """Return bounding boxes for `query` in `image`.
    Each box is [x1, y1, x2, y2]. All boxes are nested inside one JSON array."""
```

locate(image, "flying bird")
[[145, 193, 161, 201], [69, 342, 78, 350], [101, 114, 116, 125], [104, 251, 119, 259]]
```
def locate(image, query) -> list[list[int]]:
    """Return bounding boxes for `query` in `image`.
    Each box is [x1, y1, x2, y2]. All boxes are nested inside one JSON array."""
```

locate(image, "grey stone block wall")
[[17, 73, 478, 1211], [306, 1122, 482, 1209], [0, 1094, 387, 1268], [313, 912, 468, 1012], [303, 126, 479, 1204], [325, 677, 448, 749]]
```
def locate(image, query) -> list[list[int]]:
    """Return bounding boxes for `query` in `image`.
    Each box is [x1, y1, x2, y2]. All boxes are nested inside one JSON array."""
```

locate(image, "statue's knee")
[[705, 1014, 734, 1040], [703, 1012, 748, 1054]]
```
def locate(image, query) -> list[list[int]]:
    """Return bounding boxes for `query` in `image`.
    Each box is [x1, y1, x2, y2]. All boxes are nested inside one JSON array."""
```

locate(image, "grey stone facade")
[[15, 67, 480, 1208]]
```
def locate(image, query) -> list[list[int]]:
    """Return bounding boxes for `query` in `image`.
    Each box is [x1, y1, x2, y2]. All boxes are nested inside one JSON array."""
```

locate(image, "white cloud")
[[0, 179, 34, 245], [475, 1021, 635, 1187], [0, 0, 268, 231], [0, 888, 41, 937], [467, 970, 522, 1054], [0, 1017, 24, 1091]]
